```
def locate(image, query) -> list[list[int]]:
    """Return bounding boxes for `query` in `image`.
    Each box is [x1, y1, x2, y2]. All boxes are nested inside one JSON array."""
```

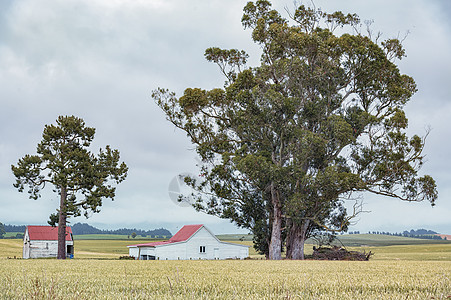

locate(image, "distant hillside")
[[1, 222, 171, 238], [347, 228, 443, 240], [71, 223, 172, 237], [331, 234, 451, 247], [3, 224, 26, 233]]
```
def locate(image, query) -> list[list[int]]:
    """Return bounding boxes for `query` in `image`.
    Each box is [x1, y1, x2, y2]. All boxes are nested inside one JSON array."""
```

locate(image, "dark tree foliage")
[[154, 1, 437, 259], [407, 228, 437, 235], [0, 222, 5, 238], [12, 116, 128, 259], [72, 223, 172, 236], [2, 224, 26, 233]]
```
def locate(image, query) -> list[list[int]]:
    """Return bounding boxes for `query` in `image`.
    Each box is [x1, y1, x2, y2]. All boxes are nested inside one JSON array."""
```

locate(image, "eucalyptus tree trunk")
[[57, 186, 67, 259], [286, 220, 310, 260], [268, 183, 282, 260]]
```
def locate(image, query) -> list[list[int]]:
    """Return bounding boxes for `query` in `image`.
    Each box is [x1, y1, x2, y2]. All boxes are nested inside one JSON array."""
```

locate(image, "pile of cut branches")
[[311, 246, 373, 261]]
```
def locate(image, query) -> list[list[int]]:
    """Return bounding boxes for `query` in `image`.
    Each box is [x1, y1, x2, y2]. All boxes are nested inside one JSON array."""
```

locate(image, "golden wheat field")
[[1, 239, 451, 299]]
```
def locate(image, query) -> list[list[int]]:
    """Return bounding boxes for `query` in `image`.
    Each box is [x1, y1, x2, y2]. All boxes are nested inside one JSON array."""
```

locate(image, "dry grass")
[[0, 259, 450, 299], [0, 239, 23, 258], [2, 239, 451, 299]]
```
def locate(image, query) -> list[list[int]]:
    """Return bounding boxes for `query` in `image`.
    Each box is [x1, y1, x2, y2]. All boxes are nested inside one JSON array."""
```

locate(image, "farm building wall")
[[128, 246, 140, 258], [23, 230, 30, 258], [23, 240, 74, 259], [24, 240, 58, 259], [130, 227, 249, 260]]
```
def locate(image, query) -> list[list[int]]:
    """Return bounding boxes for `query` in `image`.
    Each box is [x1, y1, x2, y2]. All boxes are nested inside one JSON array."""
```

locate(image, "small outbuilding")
[[23, 225, 74, 259], [127, 224, 249, 260]]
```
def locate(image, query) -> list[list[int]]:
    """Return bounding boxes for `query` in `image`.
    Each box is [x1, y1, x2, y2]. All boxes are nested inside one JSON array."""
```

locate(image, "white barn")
[[23, 225, 74, 259], [127, 224, 249, 260]]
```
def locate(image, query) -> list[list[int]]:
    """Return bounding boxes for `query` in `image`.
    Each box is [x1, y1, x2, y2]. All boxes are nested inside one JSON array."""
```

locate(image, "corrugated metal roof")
[[128, 224, 204, 248], [168, 224, 203, 242], [27, 225, 73, 241]]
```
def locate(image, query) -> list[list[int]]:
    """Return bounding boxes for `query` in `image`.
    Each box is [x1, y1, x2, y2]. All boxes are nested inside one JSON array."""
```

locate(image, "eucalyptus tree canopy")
[[12, 116, 128, 259], [154, 0, 437, 259]]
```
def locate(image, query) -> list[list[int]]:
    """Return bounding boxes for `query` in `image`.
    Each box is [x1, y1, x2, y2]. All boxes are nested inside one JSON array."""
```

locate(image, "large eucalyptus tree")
[[154, 1, 437, 259]]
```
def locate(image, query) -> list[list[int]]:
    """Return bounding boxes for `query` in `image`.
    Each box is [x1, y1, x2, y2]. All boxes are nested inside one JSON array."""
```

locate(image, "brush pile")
[[312, 246, 373, 261]]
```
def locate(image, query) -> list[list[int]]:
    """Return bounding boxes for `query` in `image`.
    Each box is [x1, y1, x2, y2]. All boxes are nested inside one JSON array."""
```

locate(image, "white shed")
[[23, 225, 74, 259], [128, 224, 249, 260]]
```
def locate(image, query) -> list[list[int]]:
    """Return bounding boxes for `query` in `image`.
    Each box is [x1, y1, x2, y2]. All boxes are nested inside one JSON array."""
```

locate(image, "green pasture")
[[219, 233, 451, 247], [215, 234, 254, 241], [2, 235, 451, 261], [361, 244, 451, 261], [332, 234, 451, 247], [0, 239, 258, 259], [2, 232, 23, 238]]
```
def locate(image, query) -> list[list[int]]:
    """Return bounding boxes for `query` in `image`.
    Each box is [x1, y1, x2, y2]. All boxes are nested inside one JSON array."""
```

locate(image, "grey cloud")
[[0, 0, 450, 234]]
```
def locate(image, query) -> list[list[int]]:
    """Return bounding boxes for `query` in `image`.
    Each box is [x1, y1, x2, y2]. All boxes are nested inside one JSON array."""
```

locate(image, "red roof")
[[169, 224, 203, 242], [26, 226, 73, 241], [128, 224, 204, 248]]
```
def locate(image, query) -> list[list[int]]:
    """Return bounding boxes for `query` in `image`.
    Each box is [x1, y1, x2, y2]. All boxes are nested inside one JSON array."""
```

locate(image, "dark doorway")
[[140, 255, 156, 260]]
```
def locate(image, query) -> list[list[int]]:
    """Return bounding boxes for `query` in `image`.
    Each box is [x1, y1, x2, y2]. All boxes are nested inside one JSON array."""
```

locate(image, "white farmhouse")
[[23, 225, 74, 259], [127, 224, 249, 260]]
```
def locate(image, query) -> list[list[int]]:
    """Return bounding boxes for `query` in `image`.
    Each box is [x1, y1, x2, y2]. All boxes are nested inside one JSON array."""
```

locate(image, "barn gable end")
[[23, 226, 74, 259]]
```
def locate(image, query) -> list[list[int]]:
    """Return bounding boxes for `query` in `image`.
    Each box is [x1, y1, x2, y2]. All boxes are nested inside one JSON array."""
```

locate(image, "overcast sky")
[[0, 0, 450, 235]]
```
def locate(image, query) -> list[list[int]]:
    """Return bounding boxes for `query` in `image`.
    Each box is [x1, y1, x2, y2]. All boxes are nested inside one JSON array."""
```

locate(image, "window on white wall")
[[199, 246, 206, 253]]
